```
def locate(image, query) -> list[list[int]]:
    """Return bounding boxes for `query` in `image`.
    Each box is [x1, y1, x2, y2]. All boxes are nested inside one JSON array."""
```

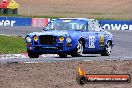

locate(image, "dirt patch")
[[14, 0, 132, 19], [0, 60, 132, 88]]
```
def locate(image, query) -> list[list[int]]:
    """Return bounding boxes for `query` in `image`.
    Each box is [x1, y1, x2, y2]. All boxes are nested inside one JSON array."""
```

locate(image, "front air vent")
[[39, 35, 57, 45]]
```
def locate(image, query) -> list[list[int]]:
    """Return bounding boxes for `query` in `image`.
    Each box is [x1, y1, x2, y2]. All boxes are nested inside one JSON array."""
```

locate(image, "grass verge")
[[1, 14, 132, 20], [0, 35, 26, 54], [0, 14, 63, 19]]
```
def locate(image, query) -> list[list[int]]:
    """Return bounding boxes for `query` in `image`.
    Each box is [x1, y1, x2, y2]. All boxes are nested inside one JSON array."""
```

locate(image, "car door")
[[93, 20, 106, 48], [86, 30, 99, 50], [84, 20, 104, 52]]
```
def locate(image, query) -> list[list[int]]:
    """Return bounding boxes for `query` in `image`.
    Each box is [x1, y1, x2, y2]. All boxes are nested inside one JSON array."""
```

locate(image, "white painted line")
[[23, 62, 40, 63], [0, 53, 58, 59], [0, 54, 27, 59], [0, 34, 24, 38], [83, 60, 91, 61], [0, 34, 12, 36], [41, 54, 58, 57]]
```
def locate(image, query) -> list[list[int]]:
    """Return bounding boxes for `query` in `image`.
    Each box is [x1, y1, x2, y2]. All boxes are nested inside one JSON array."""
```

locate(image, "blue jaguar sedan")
[[25, 18, 114, 58]]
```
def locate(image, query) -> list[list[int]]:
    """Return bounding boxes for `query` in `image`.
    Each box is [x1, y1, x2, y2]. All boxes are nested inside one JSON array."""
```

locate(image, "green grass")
[[0, 35, 26, 54], [95, 17, 118, 20], [0, 14, 63, 18], [95, 17, 132, 20]]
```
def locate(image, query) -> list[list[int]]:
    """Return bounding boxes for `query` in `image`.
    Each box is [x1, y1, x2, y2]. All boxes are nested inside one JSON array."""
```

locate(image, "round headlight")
[[66, 37, 72, 43], [25, 36, 31, 43], [34, 35, 38, 41], [59, 36, 65, 42]]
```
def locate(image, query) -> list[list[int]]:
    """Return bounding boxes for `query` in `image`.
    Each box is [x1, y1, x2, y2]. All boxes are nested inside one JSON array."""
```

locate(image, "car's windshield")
[[45, 19, 87, 31]]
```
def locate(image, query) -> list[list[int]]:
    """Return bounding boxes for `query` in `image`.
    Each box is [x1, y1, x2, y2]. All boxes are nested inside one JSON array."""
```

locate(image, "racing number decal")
[[88, 36, 95, 48]]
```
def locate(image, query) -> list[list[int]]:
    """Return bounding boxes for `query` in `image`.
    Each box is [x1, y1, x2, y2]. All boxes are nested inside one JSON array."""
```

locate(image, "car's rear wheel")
[[71, 40, 83, 57], [27, 50, 39, 58], [58, 53, 67, 58], [101, 42, 112, 56]]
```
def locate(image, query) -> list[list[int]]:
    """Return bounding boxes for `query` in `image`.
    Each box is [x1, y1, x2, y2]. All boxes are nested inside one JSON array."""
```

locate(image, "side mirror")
[[43, 27, 48, 31]]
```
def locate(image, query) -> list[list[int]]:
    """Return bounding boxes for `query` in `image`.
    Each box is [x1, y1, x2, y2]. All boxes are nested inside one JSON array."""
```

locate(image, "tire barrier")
[[0, 17, 32, 26], [100, 20, 132, 30], [0, 16, 132, 31], [32, 18, 49, 27]]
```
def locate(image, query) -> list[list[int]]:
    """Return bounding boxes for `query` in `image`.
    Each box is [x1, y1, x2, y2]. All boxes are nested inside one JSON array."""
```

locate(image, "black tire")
[[3, 8, 8, 14], [27, 50, 39, 58], [58, 53, 67, 58], [101, 42, 112, 56], [13, 8, 18, 14], [0, 8, 2, 14], [71, 40, 83, 57]]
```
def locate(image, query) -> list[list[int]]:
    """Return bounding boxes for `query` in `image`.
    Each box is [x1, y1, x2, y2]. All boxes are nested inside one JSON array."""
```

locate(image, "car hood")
[[28, 30, 82, 37]]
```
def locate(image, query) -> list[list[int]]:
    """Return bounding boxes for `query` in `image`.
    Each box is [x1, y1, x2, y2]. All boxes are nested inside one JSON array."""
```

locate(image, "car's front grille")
[[39, 35, 57, 45]]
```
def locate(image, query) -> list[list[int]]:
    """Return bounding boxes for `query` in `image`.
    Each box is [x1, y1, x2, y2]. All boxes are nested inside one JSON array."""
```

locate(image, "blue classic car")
[[25, 18, 114, 58]]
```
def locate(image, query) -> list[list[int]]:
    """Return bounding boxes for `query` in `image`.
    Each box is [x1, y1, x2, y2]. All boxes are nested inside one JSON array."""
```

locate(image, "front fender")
[[71, 35, 83, 47], [105, 35, 114, 47]]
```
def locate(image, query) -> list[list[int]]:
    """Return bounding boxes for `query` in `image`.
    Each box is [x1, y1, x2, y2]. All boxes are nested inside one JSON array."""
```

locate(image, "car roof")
[[54, 18, 96, 21]]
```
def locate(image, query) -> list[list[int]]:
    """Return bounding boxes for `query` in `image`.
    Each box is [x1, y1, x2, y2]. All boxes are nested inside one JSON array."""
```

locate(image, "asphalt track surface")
[[0, 26, 132, 62]]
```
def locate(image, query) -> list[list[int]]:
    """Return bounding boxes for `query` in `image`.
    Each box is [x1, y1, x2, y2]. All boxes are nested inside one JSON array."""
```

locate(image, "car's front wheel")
[[101, 42, 112, 56], [71, 40, 83, 57], [27, 50, 39, 58]]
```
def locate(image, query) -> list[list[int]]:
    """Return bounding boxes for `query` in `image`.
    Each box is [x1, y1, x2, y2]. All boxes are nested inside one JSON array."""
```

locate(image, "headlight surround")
[[25, 36, 32, 43], [66, 37, 72, 43], [33, 35, 38, 42], [59, 36, 65, 42]]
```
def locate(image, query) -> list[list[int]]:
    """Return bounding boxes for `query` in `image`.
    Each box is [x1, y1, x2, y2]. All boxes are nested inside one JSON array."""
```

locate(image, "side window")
[[94, 20, 100, 29], [88, 20, 102, 32], [88, 21, 94, 31]]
